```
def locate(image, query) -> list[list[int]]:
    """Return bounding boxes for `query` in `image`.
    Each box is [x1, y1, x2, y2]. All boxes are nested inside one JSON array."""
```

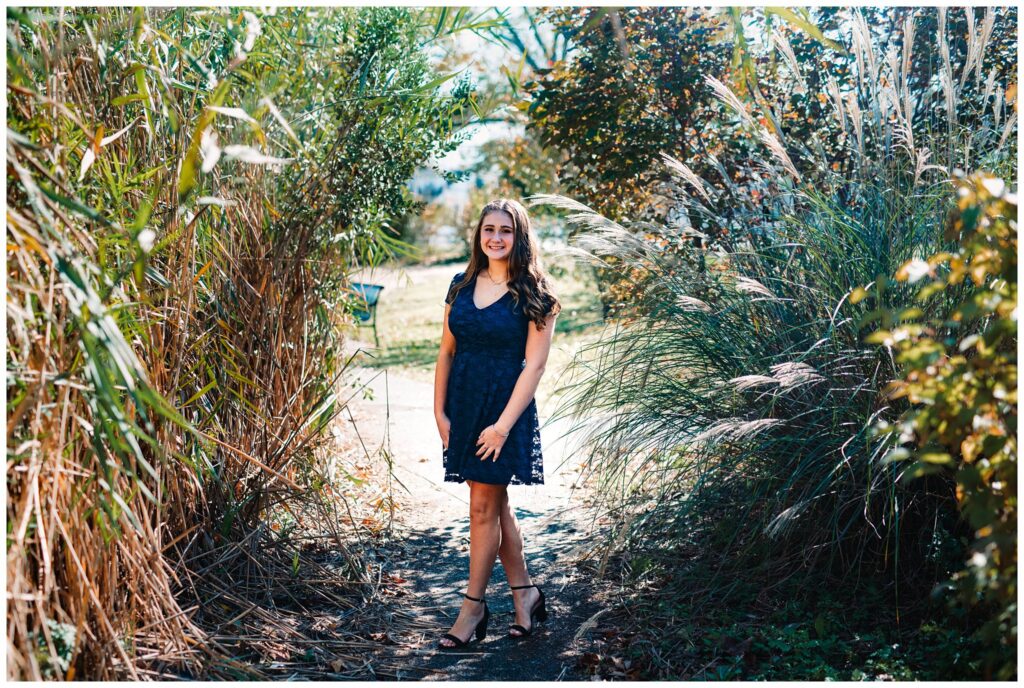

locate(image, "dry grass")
[[6, 7, 466, 679]]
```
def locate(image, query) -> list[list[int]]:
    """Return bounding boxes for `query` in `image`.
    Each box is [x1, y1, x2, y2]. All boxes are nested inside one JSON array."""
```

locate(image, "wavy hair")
[[448, 198, 561, 330]]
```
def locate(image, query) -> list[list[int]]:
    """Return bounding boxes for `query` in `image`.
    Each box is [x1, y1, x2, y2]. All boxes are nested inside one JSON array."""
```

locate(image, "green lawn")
[[347, 251, 607, 414]]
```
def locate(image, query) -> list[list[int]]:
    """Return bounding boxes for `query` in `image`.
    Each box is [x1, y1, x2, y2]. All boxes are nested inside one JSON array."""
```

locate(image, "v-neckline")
[[470, 274, 511, 311]]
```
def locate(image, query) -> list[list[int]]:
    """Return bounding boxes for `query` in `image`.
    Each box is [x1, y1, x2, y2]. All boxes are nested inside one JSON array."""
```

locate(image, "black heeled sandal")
[[509, 584, 548, 637], [438, 593, 489, 649]]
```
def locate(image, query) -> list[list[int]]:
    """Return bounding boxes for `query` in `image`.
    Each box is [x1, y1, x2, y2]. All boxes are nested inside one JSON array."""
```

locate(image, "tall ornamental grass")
[[534, 6, 1015, 600]]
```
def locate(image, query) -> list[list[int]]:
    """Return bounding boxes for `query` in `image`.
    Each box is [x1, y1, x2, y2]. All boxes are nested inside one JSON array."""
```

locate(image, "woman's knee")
[[469, 484, 505, 522]]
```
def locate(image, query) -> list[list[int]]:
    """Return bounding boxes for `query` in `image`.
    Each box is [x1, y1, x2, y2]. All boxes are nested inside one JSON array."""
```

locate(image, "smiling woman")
[[432, 198, 561, 648], [481, 211, 515, 259]]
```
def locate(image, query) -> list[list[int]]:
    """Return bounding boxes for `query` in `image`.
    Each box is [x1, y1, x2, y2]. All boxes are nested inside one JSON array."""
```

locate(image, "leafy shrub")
[[537, 7, 1016, 680], [868, 173, 1017, 678], [528, 7, 1017, 315], [539, 5, 1015, 576]]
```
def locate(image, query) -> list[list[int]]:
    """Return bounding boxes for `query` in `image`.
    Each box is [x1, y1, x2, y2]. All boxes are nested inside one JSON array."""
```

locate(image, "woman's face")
[[479, 210, 515, 262]]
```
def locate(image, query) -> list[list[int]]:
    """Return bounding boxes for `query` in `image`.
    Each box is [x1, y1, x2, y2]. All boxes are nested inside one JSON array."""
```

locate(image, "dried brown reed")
[[6, 6, 465, 678]]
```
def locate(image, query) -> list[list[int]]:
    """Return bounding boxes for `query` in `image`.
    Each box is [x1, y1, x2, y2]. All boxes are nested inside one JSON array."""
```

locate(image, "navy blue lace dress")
[[442, 271, 544, 485]]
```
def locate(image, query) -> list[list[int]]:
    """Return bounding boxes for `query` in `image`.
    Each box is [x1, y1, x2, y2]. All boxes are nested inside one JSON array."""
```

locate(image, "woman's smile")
[[480, 210, 515, 258]]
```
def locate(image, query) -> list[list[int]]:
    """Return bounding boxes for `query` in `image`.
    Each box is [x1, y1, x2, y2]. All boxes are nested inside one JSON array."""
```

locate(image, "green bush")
[[539, 6, 1016, 579], [535, 7, 1016, 680], [868, 173, 1017, 678]]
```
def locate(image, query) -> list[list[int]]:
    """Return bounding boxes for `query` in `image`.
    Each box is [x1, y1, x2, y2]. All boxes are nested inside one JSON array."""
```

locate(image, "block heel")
[[438, 592, 489, 650], [509, 583, 548, 638]]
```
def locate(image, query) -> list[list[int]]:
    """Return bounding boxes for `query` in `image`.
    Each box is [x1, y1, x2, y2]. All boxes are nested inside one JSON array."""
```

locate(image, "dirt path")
[[340, 362, 610, 681]]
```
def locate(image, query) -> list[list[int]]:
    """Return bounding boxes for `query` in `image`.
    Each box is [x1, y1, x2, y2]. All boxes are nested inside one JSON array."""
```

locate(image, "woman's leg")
[[497, 491, 542, 636], [439, 480, 505, 646], [497, 490, 529, 583]]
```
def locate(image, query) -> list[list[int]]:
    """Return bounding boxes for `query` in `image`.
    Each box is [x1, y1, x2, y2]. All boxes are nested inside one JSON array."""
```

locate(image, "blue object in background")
[[351, 282, 384, 347]]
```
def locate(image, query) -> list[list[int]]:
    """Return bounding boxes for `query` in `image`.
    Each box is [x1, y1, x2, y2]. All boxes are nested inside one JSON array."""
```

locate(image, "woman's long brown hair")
[[447, 198, 561, 330]]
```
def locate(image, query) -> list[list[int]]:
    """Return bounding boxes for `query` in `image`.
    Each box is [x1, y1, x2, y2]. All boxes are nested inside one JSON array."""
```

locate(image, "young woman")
[[433, 198, 561, 649]]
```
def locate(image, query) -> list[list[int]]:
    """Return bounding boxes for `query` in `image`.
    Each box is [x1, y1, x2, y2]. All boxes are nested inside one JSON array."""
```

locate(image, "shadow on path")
[[340, 363, 612, 681], [370, 516, 607, 681]]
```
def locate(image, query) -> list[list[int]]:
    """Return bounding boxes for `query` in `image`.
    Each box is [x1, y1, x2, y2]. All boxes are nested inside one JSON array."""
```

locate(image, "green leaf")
[[178, 79, 232, 199], [183, 380, 218, 408], [849, 286, 869, 304], [432, 6, 449, 39], [111, 93, 147, 106], [129, 181, 161, 233], [39, 184, 114, 226], [901, 461, 946, 481], [765, 8, 847, 53]]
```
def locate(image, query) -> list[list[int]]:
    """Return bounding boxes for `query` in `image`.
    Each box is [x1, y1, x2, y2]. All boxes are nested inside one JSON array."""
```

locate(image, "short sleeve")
[[444, 271, 466, 306]]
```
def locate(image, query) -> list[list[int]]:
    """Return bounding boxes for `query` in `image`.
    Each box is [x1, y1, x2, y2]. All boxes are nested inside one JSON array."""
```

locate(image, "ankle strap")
[[510, 584, 536, 590], [463, 592, 485, 602]]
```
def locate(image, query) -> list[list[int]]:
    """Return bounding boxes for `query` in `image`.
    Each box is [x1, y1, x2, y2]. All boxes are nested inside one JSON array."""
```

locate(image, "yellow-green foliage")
[[873, 173, 1017, 678]]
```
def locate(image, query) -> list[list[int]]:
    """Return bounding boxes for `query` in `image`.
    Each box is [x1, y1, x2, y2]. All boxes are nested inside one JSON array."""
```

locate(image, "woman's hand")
[[437, 413, 451, 449], [475, 424, 509, 462]]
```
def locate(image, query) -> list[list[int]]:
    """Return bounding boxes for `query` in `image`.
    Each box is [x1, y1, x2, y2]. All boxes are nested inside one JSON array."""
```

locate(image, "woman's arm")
[[493, 312, 558, 435], [434, 303, 457, 422]]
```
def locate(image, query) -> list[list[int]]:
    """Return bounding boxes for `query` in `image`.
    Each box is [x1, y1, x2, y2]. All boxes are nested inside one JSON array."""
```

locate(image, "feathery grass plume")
[[676, 295, 713, 313], [852, 12, 878, 92], [900, 12, 915, 120], [763, 497, 822, 538], [758, 128, 801, 182], [893, 114, 915, 157], [734, 275, 779, 299], [994, 86, 1005, 129], [729, 375, 779, 391], [850, 12, 867, 93], [691, 418, 784, 445], [825, 74, 847, 134], [962, 8, 995, 88], [705, 74, 755, 127], [938, 8, 958, 131], [998, 112, 1018, 150], [963, 8, 978, 88], [983, 66, 998, 108], [883, 44, 902, 114], [845, 91, 864, 159], [526, 192, 599, 215], [538, 8, 1016, 629], [769, 361, 825, 389], [771, 29, 808, 94], [660, 153, 712, 203]]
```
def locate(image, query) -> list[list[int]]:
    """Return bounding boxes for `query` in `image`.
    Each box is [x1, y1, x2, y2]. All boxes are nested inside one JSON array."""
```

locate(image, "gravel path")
[[341, 362, 610, 681]]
